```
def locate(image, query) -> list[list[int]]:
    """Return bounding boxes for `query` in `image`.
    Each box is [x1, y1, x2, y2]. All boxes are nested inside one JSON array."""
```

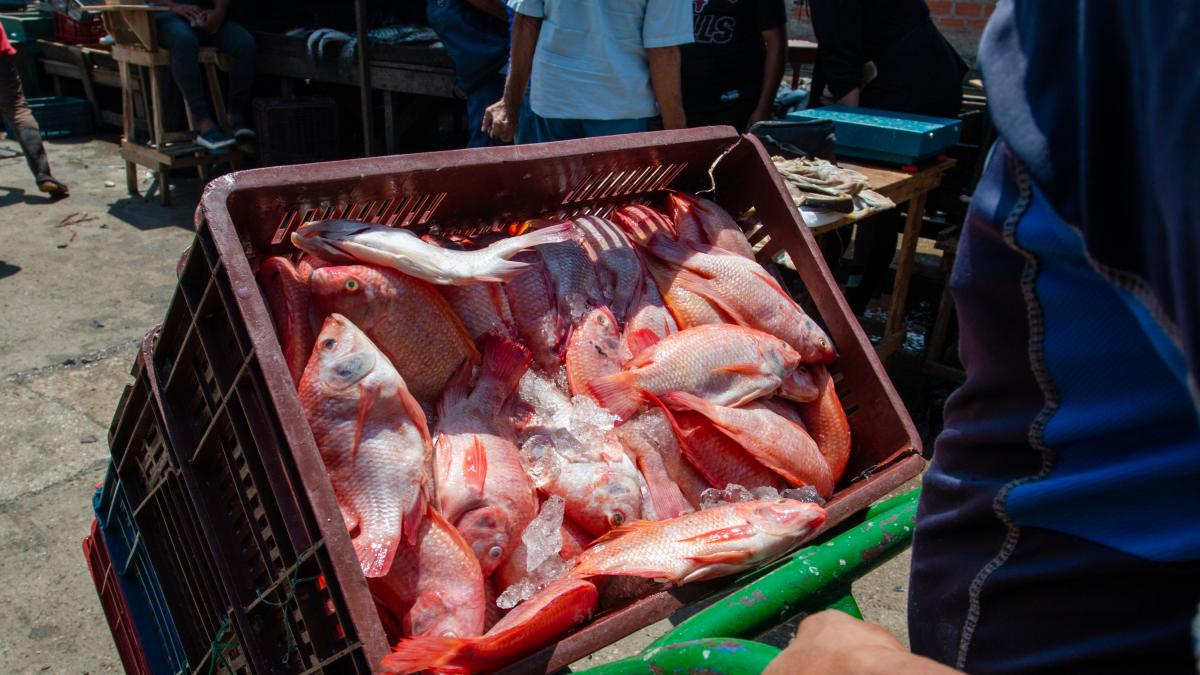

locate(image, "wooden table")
[[804, 157, 956, 363], [787, 39, 818, 89]]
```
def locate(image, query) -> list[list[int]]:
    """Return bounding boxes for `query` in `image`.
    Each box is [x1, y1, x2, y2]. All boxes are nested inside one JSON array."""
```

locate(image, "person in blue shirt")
[[763, 1, 1200, 673], [425, 0, 511, 148], [482, 0, 693, 144]]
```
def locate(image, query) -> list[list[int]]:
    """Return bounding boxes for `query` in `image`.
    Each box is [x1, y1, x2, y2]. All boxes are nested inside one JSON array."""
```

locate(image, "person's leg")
[[465, 73, 506, 148], [207, 19, 255, 126], [154, 13, 213, 128], [0, 54, 66, 194]]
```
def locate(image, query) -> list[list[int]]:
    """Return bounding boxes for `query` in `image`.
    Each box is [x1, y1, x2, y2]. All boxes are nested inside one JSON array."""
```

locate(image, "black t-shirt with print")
[[680, 0, 787, 114]]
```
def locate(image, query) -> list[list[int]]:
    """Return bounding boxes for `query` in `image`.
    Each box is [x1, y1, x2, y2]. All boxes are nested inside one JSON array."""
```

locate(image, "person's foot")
[[196, 126, 236, 151], [37, 177, 69, 197]]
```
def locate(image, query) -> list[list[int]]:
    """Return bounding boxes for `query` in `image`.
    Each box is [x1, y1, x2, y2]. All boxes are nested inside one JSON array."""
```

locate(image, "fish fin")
[[403, 590, 453, 638], [677, 524, 758, 545], [660, 391, 719, 417], [586, 518, 658, 546], [382, 637, 466, 674], [623, 328, 660, 360], [403, 487, 427, 547], [635, 454, 692, 519], [713, 362, 766, 376], [670, 270, 750, 326], [464, 435, 489, 497], [437, 361, 475, 420], [351, 382, 380, 464], [587, 371, 643, 420], [684, 549, 755, 566], [514, 221, 574, 249], [428, 506, 483, 576], [464, 258, 532, 283], [481, 336, 533, 388], [644, 234, 696, 266], [339, 503, 361, 537], [399, 383, 433, 449]]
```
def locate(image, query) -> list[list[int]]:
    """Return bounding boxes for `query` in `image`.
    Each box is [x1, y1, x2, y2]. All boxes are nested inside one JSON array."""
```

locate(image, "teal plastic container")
[[787, 104, 961, 164], [3, 96, 94, 139]]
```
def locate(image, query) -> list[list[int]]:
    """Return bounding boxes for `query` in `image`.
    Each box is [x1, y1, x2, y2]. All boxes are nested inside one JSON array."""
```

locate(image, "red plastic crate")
[[53, 10, 105, 45], [132, 128, 923, 672], [84, 519, 153, 675]]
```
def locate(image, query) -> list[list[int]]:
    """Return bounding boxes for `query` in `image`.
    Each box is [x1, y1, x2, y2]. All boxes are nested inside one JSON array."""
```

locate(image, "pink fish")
[[572, 215, 645, 322], [258, 256, 314, 385], [298, 314, 432, 577], [438, 283, 516, 342], [666, 192, 756, 259], [565, 306, 623, 398], [797, 365, 852, 482], [505, 252, 563, 372]]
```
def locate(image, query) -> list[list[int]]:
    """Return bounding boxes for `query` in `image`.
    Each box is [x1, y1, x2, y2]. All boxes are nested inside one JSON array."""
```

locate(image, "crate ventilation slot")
[[270, 192, 448, 244], [562, 163, 687, 205]]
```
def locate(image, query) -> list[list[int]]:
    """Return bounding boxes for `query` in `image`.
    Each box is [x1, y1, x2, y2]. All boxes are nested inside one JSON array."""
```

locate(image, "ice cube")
[[522, 496, 566, 572], [781, 486, 826, 505], [751, 486, 781, 500], [495, 554, 573, 609], [725, 484, 753, 503], [518, 434, 560, 488], [699, 484, 758, 509]]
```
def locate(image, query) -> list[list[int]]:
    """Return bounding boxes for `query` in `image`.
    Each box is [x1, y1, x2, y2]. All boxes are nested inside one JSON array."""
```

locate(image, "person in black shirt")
[[805, 0, 966, 315], [681, 0, 788, 132]]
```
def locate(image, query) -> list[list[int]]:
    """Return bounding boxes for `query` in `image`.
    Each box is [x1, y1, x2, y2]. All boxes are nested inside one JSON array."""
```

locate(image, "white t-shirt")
[[509, 0, 694, 121]]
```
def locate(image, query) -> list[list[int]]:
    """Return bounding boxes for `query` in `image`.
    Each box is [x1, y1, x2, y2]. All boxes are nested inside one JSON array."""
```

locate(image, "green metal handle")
[[579, 638, 780, 675], [647, 488, 919, 649]]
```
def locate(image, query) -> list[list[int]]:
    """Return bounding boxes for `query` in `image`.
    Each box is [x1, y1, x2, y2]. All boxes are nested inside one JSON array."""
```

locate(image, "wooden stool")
[[104, 7, 242, 205]]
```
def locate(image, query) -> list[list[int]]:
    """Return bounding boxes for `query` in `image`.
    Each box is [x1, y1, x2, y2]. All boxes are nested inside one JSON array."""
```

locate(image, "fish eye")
[[610, 512, 625, 527], [345, 278, 361, 292], [488, 545, 503, 559], [321, 338, 336, 351]]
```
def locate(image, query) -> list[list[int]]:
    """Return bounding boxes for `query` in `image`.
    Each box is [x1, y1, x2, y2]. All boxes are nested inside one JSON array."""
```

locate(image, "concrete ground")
[[0, 135, 914, 673]]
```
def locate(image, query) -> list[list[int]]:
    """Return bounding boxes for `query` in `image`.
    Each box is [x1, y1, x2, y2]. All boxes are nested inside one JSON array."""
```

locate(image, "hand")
[[199, 7, 225, 34], [763, 611, 960, 675], [166, 2, 204, 23], [747, 103, 773, 129], [482, 99, 516, 143]]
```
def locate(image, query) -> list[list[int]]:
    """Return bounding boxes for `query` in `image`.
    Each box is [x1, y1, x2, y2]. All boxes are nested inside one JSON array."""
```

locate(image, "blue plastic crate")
[[93, 465, 189, 675], [786, 105, 961, 165], [4, 96, 93, 140]]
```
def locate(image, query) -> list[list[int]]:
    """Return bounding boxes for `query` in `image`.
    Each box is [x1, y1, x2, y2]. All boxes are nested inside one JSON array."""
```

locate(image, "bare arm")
[[750, 26, 787, 127], [836, 88, 861, 107], [763, 611, 960, 675], [465, 0, 508, 22], [647, 46, 685, 129], [483, 12, 541, 142]]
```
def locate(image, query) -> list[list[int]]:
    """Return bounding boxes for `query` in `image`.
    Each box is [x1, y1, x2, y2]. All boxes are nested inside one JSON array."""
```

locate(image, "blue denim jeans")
[[154, 12, 255, 124], [522, 109, 653, 144]]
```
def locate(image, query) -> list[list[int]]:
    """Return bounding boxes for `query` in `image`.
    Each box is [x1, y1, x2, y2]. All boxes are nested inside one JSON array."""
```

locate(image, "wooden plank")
[[354, 0, 374, 156], [41, 56, 129, 89], [880, 190, 928, 364], [68, 47, 100, 124]]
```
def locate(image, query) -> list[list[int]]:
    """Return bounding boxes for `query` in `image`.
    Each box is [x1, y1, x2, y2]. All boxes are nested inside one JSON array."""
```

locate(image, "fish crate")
[[2, 96, 94, 140], [92, 469, 188, 675], [84, 518, 154, 675], [105, 329, 264, 674], [122, 127, 924, 672]]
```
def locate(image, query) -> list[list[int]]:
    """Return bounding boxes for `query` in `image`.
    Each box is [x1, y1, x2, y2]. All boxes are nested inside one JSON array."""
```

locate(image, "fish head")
[[779, 365, 820, 403], [573, 471, 642, 536], [308, 314, 378, 393], [760, 338, 802, 375], [291, 220, 374, 263], [456, 505, 513, 576], [404, 589, 476, 639], [309, 265, 389, 325], [742, 499, 827, 538]]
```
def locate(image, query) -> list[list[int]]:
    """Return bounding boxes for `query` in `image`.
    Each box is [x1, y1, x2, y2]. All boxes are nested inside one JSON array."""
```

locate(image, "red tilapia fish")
[[258, 256, 314, 385], [649, 397, 784, 492], [437, 282, 516, 342], [611, 203, 676, 246], [299, 314, 432, 577], [369, 505, 485, 640], [383, 577, 599, 674], [666, 192, 756, 260], [309, 264, 479, 404], [646, 236, 835, 364], [435, 337, 537, 575], [572, 215, 644, 323], [571, 498, 827, 585], [565, 306, 622, 398], [798, 365, 852, 482], [663, 392, 834, 497], [292, 219, 573, 285], [588, 324, 802, 420], [506, 251, 564, 372]]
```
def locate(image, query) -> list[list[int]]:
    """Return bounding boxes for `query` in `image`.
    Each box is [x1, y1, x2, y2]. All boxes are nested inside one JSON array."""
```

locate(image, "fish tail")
[[464, 258, 532, 283], [355, 533, 401, 579], [381, 636, 467, 674], [587, 371, 642, 420]]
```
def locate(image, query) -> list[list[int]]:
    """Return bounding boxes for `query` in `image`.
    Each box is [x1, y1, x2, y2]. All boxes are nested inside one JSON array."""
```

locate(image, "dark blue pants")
[[465, 73, 505, 148], [522, 109, 653, 144], [154, 13, 255, 124]]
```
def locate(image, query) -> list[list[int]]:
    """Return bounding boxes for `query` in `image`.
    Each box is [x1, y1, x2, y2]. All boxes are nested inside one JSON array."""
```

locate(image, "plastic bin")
[[787, 105, 962, 164], [0, 10, 52, 44], [93, 466, 189, 674], [106, 333, 257, 674], [3, 96, 94, 139], [115, 127, 924, 672], [84, 518, 154, 675], [52, 9, 104, 44], [251, 96, 340, 167]]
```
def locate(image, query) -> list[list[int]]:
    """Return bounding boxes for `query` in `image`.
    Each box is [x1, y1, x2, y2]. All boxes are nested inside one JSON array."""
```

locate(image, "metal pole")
[[645, 489, 920, 649], [354, 0, 374, 156]]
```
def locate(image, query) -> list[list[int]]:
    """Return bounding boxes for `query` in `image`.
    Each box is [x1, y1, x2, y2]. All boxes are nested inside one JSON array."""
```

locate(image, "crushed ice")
[[700, 483, 827, 509], [522, 496, 565, 572]]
